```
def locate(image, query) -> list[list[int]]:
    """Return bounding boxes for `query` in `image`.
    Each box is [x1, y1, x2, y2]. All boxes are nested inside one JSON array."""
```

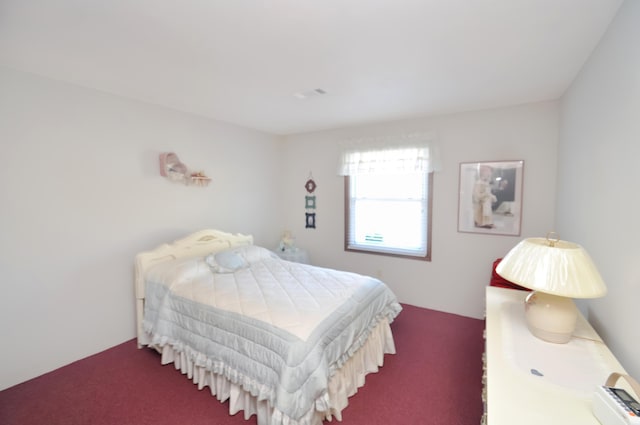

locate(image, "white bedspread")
[[142, 254, 401, 424]]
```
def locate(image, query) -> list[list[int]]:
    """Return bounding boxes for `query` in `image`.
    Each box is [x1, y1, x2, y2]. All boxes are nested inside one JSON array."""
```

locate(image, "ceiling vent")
[[293, 88, 327, 100]]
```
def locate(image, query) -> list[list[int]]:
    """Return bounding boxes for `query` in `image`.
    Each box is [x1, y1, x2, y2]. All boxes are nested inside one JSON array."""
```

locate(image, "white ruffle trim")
[[147, 318, 396, 425]]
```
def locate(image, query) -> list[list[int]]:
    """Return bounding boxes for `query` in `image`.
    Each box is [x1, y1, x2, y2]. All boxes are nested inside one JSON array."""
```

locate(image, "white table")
[[274, 247, 310, 264], [484, 286, 628, 425]]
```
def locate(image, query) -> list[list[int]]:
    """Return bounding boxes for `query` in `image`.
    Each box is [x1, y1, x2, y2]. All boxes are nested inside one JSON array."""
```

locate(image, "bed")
[[134, 229, 402, 425]]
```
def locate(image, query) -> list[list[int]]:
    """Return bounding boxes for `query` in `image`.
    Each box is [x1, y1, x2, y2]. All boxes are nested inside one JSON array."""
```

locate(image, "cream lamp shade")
[[496, 234, 607, 343]]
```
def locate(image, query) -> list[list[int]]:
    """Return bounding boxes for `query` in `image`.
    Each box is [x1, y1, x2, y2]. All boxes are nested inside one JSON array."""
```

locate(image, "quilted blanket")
[[142, 247, 402, 422]]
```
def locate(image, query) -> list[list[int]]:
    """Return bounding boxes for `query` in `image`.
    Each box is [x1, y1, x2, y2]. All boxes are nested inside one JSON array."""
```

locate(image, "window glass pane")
[[354, 173, 424, 199], [353, 199, 425, 250], [346, 170, 431, 260]]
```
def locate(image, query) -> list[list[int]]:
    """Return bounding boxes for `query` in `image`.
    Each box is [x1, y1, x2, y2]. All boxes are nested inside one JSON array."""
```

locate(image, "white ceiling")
[[0, 0, 623, 136]]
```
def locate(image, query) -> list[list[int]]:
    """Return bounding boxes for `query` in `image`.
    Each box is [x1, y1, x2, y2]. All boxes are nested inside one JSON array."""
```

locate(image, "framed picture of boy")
[[457, 160, 524, 236]]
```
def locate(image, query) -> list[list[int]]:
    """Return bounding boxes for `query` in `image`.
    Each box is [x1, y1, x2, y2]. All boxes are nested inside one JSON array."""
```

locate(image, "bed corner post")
[[136, 299, 148, 348], [134, 255, 150, 349]]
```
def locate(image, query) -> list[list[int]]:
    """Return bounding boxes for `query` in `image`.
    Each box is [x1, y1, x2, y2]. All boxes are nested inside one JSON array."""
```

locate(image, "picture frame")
[[305, 195, 316, 209], [457, 160, 524, 236], [305, 212, 316, 229]]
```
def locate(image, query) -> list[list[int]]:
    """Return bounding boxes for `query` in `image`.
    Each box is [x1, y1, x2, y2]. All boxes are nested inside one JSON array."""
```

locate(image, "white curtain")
[[337, 134, 441, 176]]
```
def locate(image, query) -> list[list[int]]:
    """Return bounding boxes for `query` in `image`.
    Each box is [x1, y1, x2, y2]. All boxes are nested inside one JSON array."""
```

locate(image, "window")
[[340, 144, 436, 260]]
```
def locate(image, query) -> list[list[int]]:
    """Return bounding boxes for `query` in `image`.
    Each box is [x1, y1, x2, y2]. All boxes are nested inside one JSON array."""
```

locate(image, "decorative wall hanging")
[[457, 160, 524, 236], [305, 173, 317, 229], [305, 212, 316, 229], [305, 196, 316, 209], [304, 178, 317, 193], [159, 152, 211, 187]]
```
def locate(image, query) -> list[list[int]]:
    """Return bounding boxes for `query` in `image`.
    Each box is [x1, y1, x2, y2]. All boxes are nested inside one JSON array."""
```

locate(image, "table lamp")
[[496, 233, 607, 344]]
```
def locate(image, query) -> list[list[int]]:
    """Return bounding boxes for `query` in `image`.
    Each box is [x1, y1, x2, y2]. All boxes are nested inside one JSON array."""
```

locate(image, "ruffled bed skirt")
[[151, 318, 396, 425]]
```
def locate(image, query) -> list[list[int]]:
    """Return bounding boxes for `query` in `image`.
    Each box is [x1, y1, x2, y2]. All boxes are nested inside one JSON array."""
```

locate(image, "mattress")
[[142, 246, 402, 424]]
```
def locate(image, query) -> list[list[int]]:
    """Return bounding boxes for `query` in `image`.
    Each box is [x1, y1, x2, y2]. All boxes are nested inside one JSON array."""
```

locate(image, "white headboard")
[[134, 229, 253, 346]]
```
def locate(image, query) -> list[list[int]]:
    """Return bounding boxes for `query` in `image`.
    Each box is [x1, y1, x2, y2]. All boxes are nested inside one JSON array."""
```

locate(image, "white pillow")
[[234, 245, 279, 263], [205, 245, 278, 273], [205, 250, 248, 273]]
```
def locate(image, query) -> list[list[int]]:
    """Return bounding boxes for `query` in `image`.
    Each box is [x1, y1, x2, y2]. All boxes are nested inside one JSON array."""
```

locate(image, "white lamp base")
[[524, 291, 578, 344]]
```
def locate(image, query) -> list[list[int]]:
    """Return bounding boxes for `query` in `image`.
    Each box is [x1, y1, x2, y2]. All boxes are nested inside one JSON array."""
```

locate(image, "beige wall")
[[280, 101, 559, 319], [4, 1, 637, 390], [558, 0, 640, 379], [0, 68, 283, 390]]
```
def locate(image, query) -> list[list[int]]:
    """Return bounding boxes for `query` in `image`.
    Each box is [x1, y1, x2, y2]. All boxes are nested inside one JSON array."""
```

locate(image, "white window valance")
[[338, 134, 441, 176]]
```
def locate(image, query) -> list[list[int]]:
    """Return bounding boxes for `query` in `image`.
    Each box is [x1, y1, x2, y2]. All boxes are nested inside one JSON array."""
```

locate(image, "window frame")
[[344, 172, 433, 261]]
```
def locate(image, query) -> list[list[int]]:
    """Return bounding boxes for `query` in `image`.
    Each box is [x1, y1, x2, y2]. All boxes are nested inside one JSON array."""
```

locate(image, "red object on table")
[[490, 258, 530, 291]]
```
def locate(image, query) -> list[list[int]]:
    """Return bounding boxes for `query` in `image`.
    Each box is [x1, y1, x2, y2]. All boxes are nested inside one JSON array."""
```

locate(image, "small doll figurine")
[[279, 231, 295, 252]]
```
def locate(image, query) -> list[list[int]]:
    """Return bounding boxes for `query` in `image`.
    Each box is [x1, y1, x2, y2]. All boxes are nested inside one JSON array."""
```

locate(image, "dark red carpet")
[[0, 304, 484, 425]]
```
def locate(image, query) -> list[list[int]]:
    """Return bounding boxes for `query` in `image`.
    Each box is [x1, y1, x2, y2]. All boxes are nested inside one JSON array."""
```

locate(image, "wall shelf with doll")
[[159, 152, 211, 187]]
